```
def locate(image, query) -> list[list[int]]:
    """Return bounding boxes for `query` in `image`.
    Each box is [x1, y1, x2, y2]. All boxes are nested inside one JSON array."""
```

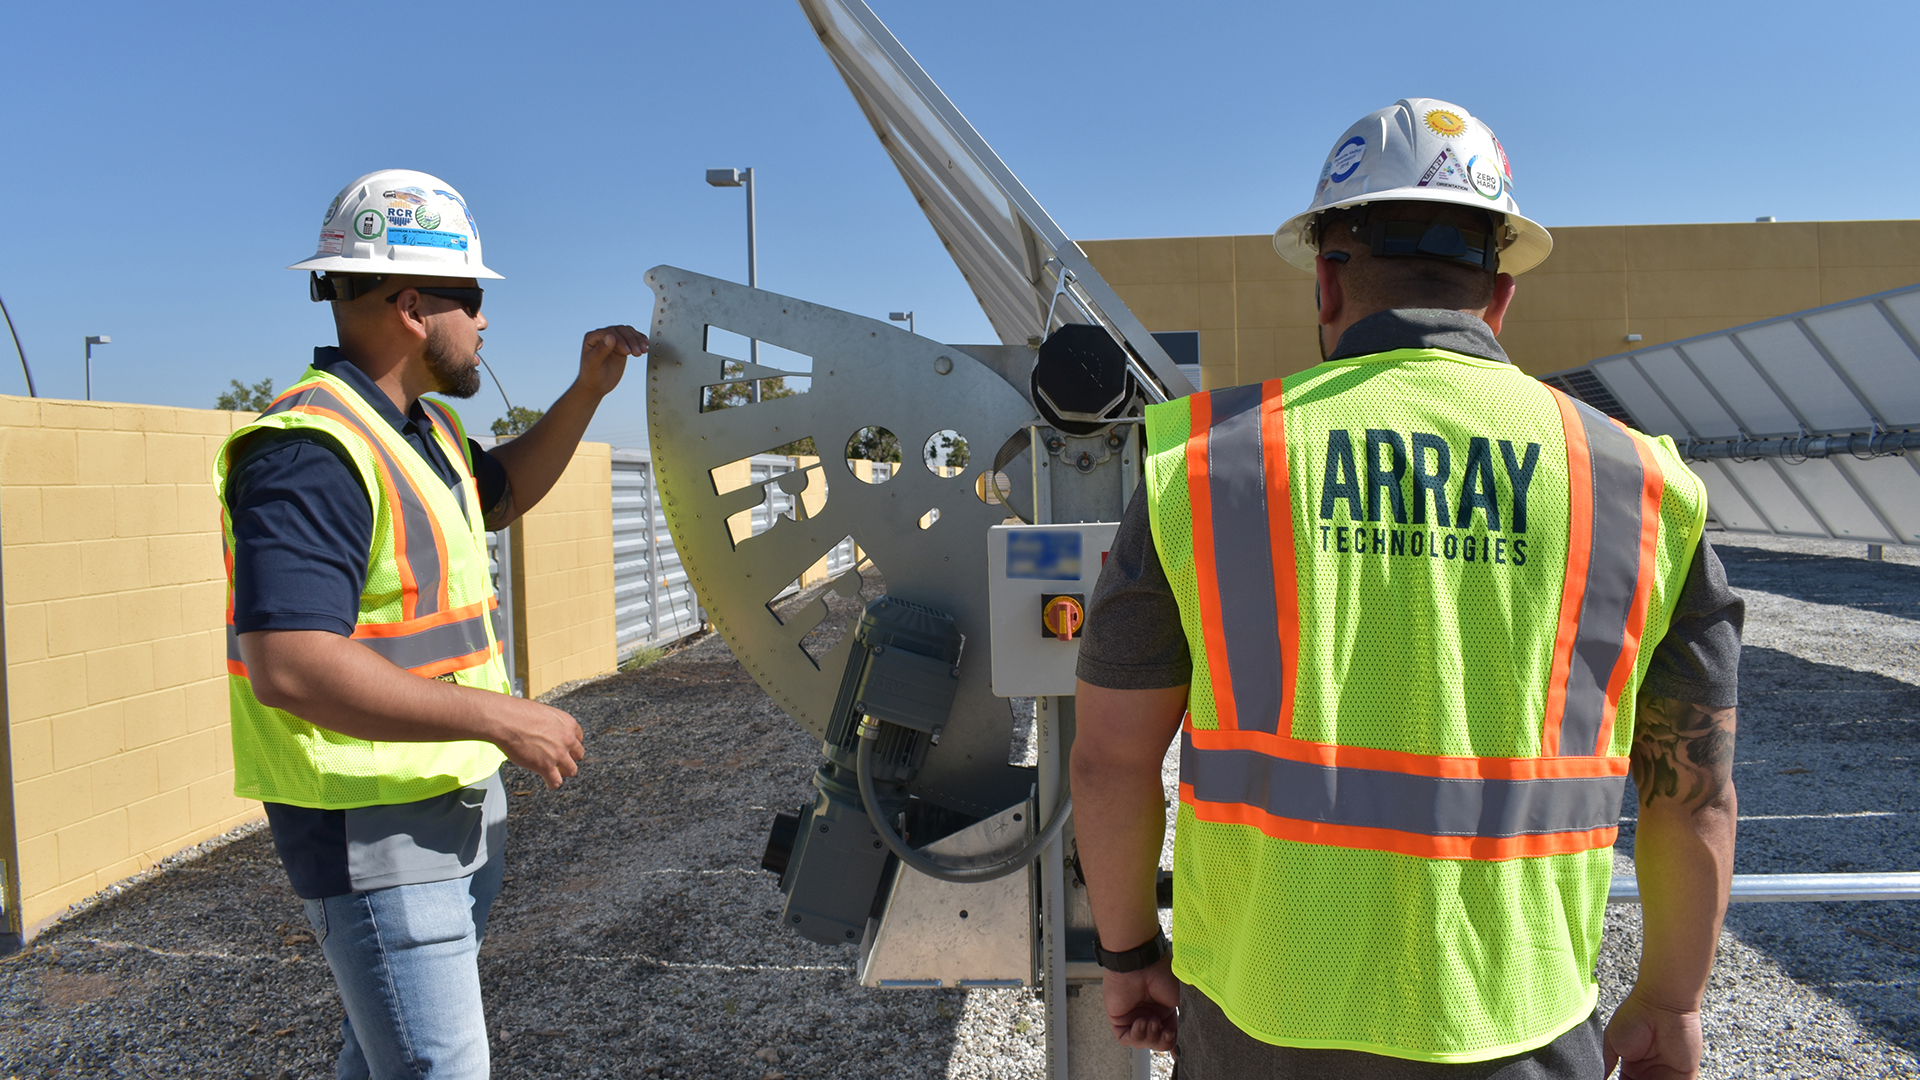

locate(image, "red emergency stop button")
[[1041, 594, 1085, 641]]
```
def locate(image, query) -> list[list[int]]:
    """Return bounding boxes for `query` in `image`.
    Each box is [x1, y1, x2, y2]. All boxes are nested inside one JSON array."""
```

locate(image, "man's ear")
[[1482, 273, 1517, 337], [387, 287, 431, 342], [1314, 254, 1345, 328]]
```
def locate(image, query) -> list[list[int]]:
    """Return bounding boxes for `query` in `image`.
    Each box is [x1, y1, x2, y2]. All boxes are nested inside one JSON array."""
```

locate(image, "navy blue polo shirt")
[[225, 346, 512, 898]]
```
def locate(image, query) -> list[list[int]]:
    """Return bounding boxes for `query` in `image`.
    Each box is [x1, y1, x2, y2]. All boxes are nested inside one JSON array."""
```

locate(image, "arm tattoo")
[[482, 482, 517, 532], [1630, 694, 1737, 810]]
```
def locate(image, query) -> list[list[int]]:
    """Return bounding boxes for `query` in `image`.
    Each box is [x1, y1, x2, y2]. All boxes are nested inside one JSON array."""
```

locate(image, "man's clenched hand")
[[1103, 956, 1179, 1052], [491, 697, 586, 790], [577, 324, 648, 397]]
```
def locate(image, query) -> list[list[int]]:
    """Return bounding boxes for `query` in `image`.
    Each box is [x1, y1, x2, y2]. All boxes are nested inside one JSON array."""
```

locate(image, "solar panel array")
[[797, 0, 1194, 400], [1542, 284, 1920, 546]]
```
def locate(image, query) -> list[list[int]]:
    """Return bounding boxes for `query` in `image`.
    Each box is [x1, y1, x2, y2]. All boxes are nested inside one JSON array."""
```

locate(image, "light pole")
[[84, 336, 109, 401], [0, 290, 35, 396], [705, 166, 759, 372], [889, 311, 914, 335]]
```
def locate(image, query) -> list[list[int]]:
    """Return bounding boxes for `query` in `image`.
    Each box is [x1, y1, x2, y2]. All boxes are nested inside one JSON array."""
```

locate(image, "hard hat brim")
[[1273, 188, 1552, 277], [288, 254, 504, 281]]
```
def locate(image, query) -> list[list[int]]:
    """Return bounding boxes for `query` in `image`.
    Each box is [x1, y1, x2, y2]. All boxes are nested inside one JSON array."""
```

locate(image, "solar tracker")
[[1542, 284, 1920, 545]]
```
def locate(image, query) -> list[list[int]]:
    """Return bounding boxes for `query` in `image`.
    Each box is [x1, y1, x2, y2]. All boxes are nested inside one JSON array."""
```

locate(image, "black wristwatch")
[[1094, 929, 1170, 973]]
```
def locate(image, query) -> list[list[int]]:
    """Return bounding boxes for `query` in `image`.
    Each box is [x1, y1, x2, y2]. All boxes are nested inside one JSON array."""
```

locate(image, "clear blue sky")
[[3, 0, 1914, 447]]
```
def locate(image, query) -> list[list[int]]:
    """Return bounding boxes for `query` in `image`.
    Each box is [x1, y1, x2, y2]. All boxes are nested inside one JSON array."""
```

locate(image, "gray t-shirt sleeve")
[[1076, 490, 1192, 690], [1074, 494, 1744, 707], [1640, 534, 1744, 708]]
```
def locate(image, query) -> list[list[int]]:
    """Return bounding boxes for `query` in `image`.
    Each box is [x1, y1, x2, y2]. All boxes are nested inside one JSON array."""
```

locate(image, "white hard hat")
[[1273, 98, 1551, 275], [290, 169, 502, 280]]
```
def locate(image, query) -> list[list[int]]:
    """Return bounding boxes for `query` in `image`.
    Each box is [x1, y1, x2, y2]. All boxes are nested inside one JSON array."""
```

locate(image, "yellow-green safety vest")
[[1144, 348, 1707, 1063], [216, 367, 509, 810]]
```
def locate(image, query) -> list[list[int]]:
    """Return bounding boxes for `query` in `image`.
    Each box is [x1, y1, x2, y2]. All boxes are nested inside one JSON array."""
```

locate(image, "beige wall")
[[511, 442, 616, 698], [1081, 219, 1920, 387], [0, 397, 256, 933]]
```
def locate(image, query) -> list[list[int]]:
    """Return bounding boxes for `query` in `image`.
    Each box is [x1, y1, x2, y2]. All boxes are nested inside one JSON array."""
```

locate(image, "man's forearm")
[[239, 629, 512, 744], [1629, 696, 1739, 1008], [1071, 681, 1188, 951], [487, 380, 603, 527]]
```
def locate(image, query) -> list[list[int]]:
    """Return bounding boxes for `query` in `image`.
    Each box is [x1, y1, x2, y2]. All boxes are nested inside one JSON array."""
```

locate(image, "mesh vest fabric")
[[216, 368, 509, 810], [1143, 348, 1707, 1063]]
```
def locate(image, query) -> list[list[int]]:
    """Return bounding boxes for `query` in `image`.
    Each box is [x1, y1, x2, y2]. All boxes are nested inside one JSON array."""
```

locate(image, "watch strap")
[[1094, 929, 1170, 973]]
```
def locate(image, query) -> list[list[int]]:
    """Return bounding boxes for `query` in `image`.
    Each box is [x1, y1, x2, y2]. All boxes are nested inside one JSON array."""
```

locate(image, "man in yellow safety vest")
[[218, 169, 647, 1079], [1071, 100, 1743, 1079]]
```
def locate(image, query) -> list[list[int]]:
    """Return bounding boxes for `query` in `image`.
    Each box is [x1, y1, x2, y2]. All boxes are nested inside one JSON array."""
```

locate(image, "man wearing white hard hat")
[[216, 169, 647, 1078], [1071, 100, 1743, 1077]]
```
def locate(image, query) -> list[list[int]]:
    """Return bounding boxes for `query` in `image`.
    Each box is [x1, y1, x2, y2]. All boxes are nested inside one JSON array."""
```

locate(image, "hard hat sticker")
[[1467, 155, 1503, 200], [383, 187, 430, 207], [1416, 149, 1470, 191], [353, 209, 385, 240], [415, 206, 443, 231], [1423, 109, 1467, 137], [1493, 136, 1512, 179], [318, 230, 346, 255], [387, 228, 469, 251], [1329, 136, 1366, 183], [433, 190, 479, 239], [323, 194, 342, 225]]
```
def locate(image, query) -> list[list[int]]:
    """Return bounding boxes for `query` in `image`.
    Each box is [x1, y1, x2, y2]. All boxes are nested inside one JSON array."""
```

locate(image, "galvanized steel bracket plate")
[[856, 800, 1035, 988], [646, 266, 1040, 815]]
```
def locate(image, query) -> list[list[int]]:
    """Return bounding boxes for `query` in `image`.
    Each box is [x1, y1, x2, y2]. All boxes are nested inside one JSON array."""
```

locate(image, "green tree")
[[490, 406, 546, 436], [924, 431, 970, 470], [702, 377, 818, 456], [848, 425, 901, 464], [215, 377, 275, 412]]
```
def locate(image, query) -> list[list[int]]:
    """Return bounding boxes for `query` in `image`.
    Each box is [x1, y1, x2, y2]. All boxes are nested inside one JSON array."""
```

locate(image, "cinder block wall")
[[0, 397, 257, 933], [1082, 219, 1920, 388], [511, 442, 616, 697], [0, 403, 623, 934]]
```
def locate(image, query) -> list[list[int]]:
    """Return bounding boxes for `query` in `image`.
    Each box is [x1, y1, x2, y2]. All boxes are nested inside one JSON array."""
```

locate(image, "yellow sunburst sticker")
[[1424, 109, 1467, 137]]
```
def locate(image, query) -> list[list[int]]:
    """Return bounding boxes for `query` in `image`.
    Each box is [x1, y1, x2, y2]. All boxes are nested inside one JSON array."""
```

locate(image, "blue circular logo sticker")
[[1329, 136, 1366, 184]]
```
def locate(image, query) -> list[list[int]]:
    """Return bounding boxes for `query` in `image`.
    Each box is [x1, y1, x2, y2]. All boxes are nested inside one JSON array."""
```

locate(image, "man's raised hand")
[[578, 325, 648, 397]]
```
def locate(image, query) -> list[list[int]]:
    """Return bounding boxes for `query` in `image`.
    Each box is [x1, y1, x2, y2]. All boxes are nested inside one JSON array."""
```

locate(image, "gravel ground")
[[2, 530, 1915, 1078]]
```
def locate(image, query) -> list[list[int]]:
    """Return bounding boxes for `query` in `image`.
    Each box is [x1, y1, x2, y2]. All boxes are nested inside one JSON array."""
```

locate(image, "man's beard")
[[425, 325, 482, 398]]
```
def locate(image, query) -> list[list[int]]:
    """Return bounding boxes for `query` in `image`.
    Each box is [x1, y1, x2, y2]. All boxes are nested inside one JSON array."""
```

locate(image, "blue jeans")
[[302, 853, 505, 1080]]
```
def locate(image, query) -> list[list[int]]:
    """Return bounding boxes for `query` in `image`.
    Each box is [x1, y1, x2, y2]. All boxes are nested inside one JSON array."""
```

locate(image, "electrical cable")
[[0, 290, 37, 397], [856, 718, 1071, 884]]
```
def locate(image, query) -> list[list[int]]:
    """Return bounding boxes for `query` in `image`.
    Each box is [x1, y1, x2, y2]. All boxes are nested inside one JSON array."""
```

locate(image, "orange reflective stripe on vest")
[[1540, 392, 1667, 757], [226, 600, 506, 678], [1179, 380, 1663, 860]]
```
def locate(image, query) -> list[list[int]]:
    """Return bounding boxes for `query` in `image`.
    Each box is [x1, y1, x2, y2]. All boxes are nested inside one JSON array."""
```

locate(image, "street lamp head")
[[705, 168, 744, 188], [888, 312, 912, 323], [85, 335, 110, 345]]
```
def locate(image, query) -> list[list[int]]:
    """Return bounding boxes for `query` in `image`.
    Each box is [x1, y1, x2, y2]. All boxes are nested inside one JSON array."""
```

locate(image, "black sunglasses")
[[386, 286, 484, 318]]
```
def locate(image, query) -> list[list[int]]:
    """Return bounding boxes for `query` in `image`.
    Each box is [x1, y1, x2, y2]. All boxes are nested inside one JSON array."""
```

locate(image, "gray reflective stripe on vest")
[[1181, 730, 1627, 838], [265, 383, 448, 618], [1554, 400, 1646, 757], [1205, 383, 1286, 734], [352, 610, 498, 671], [227, 611, 498, 674]]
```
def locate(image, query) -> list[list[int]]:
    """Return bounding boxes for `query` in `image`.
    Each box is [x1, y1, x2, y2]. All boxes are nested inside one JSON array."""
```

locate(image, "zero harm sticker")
[[1466, 155, 1503, 199], [415, 206, 442, 230], [354, 209, 385, 240], [387, 228, 468, 250], [1329, 136, 1366, 183]]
